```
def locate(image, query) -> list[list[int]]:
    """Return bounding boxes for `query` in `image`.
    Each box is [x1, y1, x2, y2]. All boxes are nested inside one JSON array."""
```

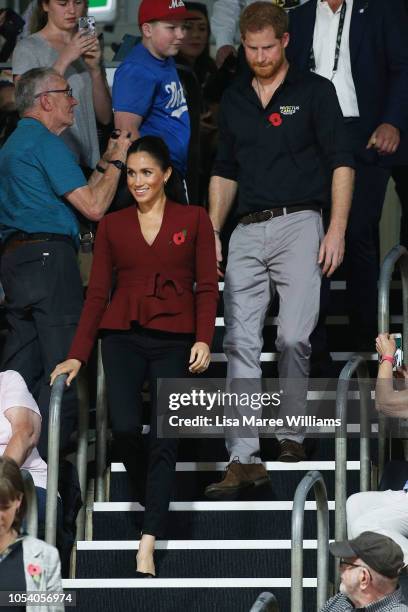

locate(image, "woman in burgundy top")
[[51, 136, 218, 577]]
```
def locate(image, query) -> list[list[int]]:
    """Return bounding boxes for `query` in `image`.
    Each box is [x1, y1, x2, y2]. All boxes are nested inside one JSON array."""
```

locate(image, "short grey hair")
[[15, 67, 61, 116]]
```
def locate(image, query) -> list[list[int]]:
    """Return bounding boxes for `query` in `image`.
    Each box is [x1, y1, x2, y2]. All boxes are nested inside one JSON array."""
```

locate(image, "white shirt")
[[312, 0, 360, 117], [0, 370, 48, 490], [211, 0, 309, 49]]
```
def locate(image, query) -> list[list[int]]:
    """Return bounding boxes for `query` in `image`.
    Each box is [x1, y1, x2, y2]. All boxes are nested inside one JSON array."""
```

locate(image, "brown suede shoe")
[[277, 439, 307, 462], [204, 458, 270, 500]]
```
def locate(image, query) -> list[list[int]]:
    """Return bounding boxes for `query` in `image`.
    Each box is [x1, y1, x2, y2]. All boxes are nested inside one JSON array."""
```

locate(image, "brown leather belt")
[[240, 204, 322, 226], [2, 232, 75, 255]]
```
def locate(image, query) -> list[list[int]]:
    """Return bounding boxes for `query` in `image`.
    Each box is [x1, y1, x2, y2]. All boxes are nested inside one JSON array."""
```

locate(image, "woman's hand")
[[57, 32, 99, 70], [83, 35, 102, 73], [376, 333, 396, 358], [50, 359, 82, 387], [189, 342, 211, 374]]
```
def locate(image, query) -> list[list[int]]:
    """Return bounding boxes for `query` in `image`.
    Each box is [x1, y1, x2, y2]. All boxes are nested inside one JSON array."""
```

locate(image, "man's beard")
[[249, 54, 285, 80]]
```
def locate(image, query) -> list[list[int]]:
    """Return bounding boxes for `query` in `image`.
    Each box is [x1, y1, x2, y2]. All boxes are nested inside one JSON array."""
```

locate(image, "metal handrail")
[[21, 469, 38, 538], [76, 371, 90, 540], [45, 374, 66, 545], [249, 592, 280, 612], [378, 245, 408, 479], [335, 355, 371, 549], [95, 341, 108, 502], [45, 371, 90, 544], [291, 470, 329, 612]]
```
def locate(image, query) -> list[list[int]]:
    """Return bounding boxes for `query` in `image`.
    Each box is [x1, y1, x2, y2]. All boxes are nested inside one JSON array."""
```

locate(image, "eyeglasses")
[[339, 559, 372, 580], [34, 87, 73, 99]]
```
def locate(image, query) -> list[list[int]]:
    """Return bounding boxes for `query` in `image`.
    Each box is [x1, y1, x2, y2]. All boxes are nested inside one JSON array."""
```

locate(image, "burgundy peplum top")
[[68, 200, 219, 364]]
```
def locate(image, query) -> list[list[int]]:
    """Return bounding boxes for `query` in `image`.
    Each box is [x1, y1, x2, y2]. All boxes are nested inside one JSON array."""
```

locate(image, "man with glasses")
[[321, 531, 408, 611], [0, 67, 131, 457]]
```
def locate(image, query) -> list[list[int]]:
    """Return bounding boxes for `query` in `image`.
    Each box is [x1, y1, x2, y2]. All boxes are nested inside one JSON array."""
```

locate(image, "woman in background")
[[0, 456, 64, 612], [177, 2, 218, 205], [177, 2, 217, 88]]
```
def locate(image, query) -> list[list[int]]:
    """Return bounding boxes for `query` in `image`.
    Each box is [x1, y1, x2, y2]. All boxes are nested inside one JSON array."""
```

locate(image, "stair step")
[[111, 460, 360, 472], [63, 577, 318, 587], [109, 467, 361, 502], [75, 549, 319, 579], [92, 508, 336, 540], [77, 539, 327, 550], [61, 583, 317, 612], [209, 351, 377, 362], [94, 501, 336, 511]]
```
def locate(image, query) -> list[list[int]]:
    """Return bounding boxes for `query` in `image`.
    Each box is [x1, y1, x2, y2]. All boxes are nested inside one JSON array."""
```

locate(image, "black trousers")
[[344, 121, 391, 343], [392, 165, 408, 248], [0, 241, 83, 457], [101, 327, 192, 538]]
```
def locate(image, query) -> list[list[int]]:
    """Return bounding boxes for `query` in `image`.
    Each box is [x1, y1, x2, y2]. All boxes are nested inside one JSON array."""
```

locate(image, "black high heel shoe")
[[135, 570, 155, 578]]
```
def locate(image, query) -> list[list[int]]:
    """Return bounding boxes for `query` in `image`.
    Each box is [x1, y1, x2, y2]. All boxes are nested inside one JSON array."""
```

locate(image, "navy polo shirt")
[[0, 118, 87, 243], [213, 65, 355, 217]]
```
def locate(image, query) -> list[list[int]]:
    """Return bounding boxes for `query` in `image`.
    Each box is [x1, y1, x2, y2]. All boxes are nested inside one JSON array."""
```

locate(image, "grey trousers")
[[223, 210, 324, 463]]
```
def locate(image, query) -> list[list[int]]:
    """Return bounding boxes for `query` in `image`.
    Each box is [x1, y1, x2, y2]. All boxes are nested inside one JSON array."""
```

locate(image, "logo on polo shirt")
[[280, 105, 300, 116], [169, 0, 185, 8]]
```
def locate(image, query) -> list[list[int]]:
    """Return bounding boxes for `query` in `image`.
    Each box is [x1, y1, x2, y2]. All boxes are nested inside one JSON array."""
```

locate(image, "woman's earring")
[[164, 179, 168, 185]]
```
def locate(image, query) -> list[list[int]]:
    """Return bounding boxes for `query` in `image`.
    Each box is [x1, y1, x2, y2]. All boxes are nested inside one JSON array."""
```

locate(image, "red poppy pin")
[[171, 229, 187, 245], [268, 112, 282, 127], [27, 563, 42, 585]]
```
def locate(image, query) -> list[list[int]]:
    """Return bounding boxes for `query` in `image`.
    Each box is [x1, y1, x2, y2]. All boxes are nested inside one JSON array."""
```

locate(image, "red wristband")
[[380, 355, 395, 366]]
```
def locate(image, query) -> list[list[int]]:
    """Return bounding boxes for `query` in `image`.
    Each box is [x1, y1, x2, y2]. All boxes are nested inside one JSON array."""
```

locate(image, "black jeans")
[[101, 326, 192, 538], [0, 241, 83, 457]]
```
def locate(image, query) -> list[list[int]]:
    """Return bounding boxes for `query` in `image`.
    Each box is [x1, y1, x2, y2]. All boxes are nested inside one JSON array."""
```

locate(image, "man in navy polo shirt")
[[112, 0, 192, 203]]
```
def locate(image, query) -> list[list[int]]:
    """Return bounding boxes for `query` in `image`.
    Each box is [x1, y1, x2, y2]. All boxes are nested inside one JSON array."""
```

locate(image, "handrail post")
[[335, 356, 370, 585], [291, 470, 329, 612], [95, 340, 108, 502], [249, 592, 280, 612], [45, 374, 66, 545], [378, 246, 408, 479], [76, 371, 89, 540], [21, 469, 38, 538]]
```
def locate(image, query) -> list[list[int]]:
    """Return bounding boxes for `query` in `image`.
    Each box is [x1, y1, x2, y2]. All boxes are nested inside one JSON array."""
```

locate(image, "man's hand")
[[103, 129, 132, 164], [367, 123, 400, 155], [215, 45, 236, 68], [214, 231, 224, 278], [318, 227, 345, 277]]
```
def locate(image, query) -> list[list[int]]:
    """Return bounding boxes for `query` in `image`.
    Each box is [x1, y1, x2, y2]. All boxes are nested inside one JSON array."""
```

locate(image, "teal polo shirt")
[[0, 118, 87, 243]]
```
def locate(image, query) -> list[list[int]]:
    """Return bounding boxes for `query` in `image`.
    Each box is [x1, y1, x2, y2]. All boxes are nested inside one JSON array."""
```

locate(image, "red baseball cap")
[[138, 0, 194, 26]]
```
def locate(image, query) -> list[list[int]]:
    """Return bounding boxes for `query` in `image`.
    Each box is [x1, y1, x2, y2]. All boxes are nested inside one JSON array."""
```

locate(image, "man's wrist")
[[96, 159, 108, 173], [108, 160, 126, 171], [327, 221, 346, 235]]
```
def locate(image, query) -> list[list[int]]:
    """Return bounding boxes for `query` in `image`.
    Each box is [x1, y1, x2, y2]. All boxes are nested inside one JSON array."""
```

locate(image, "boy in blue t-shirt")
[[113, 0, 192, 199]]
